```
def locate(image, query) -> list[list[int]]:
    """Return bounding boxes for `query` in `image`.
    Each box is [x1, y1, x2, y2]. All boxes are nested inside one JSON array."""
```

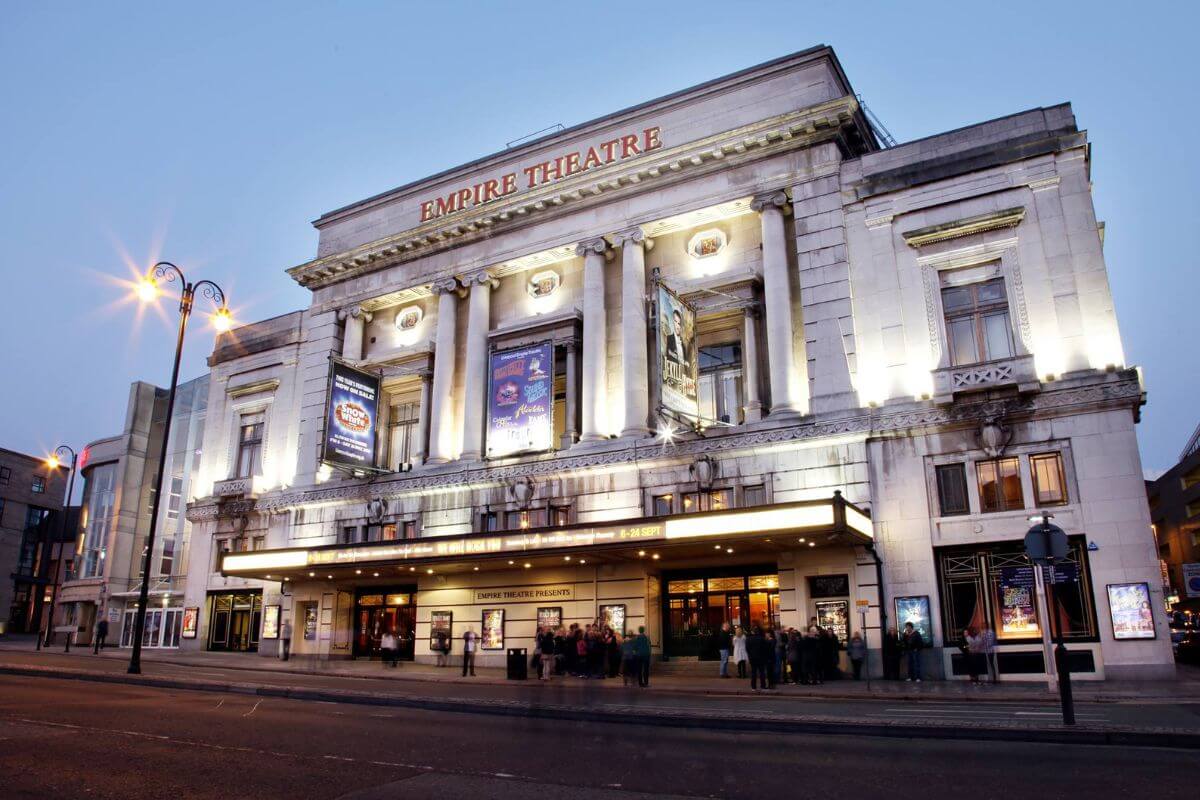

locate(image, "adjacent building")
[[1148, 425, 1200, 614], [0, 447, 67, 635], [56, 376, 208, 648], [174, 46, 1169, 680]]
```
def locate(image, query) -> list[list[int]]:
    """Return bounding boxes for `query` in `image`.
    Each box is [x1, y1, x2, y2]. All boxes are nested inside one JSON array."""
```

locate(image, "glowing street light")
[[127, 261, 231, 676], [36, 445, 79, 651]]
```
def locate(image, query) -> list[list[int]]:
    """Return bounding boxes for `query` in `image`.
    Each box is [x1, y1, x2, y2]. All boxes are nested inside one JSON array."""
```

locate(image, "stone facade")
[[0, 447, 66, 635], [179, 46, 1171, 680]]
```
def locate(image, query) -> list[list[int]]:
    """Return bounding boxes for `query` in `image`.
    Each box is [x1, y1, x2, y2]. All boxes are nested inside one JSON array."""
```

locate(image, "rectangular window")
[[389, 398, 421, 470], [652, 494, 674, 516], [743, 485, 766, 507], [340, 526, 358, 545], [697, 343, 744, 425], [976, 458, 1024, 513], [380, 523, 397, 541], [0, 498, 5, 526], [707, 488, 732, 511], [213, 539, 231, 572], [1030, 453, 1068, 506], [236, 412, 264, 478], [32, 475, 46, 494], [253, 536, 266, 551], [681, 492, 700, 513], [0, 466, 10, 485], [550, 506, 569, 527], [402, 521, 417, 540], [165, 475, 184, 521], [481, 511, 499, 532], [935, 463, 970, 516], [942, 277, 1014, 366], [159, 538, 175, 577]]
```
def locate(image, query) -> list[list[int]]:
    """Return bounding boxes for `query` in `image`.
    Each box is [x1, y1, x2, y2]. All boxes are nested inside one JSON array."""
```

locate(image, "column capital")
[[431, 277, 461, 296], [337, 305, 373, 323], [463, 269, 499, 290], [612, 227, 653, 250], [751, 189, 791, 214], [575, 237, 610, 258]]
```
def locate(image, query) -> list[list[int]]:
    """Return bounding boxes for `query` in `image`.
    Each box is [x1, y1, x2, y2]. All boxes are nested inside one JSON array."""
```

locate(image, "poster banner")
[[429, 610, 453, 649], [261, 605, 280, 640], [303, 603, 318, 641], [481, 609, 505, 650], [1183, 563, 1200, 598], [537, 607, 562, 631], [998, 567, 1039, 637], [322, 361, 381, 470], [486, 342, 554, 458], [894, 596, 932, 644], [181, 607, 198, 639], [815, 599, 849, 644], [1107, 582, 1157, 640], [656, 283, 699, 423], [600, 604, 626, 636]]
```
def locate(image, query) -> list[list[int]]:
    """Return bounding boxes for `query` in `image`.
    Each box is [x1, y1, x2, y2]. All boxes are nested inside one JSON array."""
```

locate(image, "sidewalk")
[[3, 637, 1199, 748]]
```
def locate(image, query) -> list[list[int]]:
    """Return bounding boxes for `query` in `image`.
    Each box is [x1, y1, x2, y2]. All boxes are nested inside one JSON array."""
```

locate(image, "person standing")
[[434, 628, 450, 667], [732, 626, 748, 679], [785, 627, 802, 685], [620, 632, 639, 686], [93, 618, 109, 654], [979, 621, 997, 683], [962, 627, 984, 684], [747, 627, 769, 692], [462, 628, 478, 677], [633, 625, 651, 688], [280, 619, 292, 662], [716, 621, 733, 679], [882, 627, 901, 680], [380, 630, 397, 668], [901, 622, 923, 682], [538, 627, 556, 681], [800, 626, 822, 685], [847, 632, 867, 680]]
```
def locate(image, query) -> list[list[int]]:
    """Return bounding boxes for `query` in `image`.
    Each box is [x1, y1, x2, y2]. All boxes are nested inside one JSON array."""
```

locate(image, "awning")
[[220, 495, 872, 583]]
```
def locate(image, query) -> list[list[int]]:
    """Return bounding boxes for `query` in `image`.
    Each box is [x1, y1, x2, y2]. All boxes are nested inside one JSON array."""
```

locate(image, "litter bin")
[[506, 647, 528, 680]]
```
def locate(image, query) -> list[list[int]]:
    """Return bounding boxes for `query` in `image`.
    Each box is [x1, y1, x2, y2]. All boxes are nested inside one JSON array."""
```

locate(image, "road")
[[1, 675, 1197, 799]]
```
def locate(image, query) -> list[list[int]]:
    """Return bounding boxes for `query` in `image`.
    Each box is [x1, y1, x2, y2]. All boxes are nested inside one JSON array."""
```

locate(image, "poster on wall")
[[808, 574, 850, 599], [181, 607, 198, 639], [998, 566, 1040, 637], [303, 603, 319, 641], [1183, 563, 1200, 598], [1107, 582, 1157, 640], [656, 283, 699, 424], [486, 342, 554, 458], [321, 360, 381, 470], [894, 596, 932, 644], [261, 605, 281, 640], [815, 600, 850, 644], [429, 610, 453, 648], [537, 607, 562, 631], [600, 604, 626, 636], [481, 609, 505, 650]]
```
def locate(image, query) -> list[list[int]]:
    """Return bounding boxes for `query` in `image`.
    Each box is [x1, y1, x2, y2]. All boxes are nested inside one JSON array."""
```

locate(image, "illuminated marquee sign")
[[419, 126, 663, 223], [474, 586, 575, 603]]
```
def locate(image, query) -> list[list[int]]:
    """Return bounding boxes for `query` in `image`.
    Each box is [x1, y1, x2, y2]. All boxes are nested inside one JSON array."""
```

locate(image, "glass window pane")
[[697, 374, 716, 422], [982, 312, 1013, 360], [1031, 453, 1067, 505], [977, 279, 1006, 304], [707, 577, 744, 591], [743, 485, 766, 507], [708, 489, 732, 511], [999, 458, 1023, 509], [941, 286, 973, 312], [681, 492, 700, 513], [936, 464, 969, 515], [948, 318, 979, 365]]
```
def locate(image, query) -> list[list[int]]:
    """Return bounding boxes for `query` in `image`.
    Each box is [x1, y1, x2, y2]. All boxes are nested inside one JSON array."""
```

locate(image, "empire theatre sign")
[[419, 126, 663, 223]]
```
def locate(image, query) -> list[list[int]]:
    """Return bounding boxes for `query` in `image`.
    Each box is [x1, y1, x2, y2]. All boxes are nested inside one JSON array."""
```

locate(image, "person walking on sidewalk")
[[847, 631, 867, 680], [538, 627, 556, 681], [461, 628, 478, 677], [633, 626, 651, 688], [716, 621, 733, 679], [902, 622, 924, 682], [434, 629, 450, 667], [93, 619, 108, 654], [380, 630, 398, 668], [732, 625, 748, 679]]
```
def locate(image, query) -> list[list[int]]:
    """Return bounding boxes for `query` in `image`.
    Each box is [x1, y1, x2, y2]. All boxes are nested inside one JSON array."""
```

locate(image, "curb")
[[3, 663, 1199, 749]]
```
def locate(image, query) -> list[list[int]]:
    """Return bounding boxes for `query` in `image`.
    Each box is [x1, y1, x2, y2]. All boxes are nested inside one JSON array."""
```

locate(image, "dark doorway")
[[662, 567, 779, 659], [354, 587, 417, 660]]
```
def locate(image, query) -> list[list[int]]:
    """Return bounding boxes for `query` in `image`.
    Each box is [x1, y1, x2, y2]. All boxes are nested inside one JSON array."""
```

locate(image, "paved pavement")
[[1, 674, 1198, 799], [2, 639, 1200, 746]]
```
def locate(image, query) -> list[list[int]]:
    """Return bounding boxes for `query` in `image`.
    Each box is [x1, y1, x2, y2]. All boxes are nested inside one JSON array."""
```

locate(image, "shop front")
[[119, 605, 184, 649], [662, 567, 780, 659], [206, 590, 263, 652], [353, 587, 417, 659]]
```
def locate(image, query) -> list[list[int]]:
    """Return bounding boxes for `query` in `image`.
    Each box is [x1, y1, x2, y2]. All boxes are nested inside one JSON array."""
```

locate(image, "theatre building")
[[182, 46, 1173, 680]]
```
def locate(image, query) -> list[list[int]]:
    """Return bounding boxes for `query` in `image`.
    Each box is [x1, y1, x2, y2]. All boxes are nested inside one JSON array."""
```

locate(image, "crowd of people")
[[532, 623, 652, 686], [715, 619, 849, 691]]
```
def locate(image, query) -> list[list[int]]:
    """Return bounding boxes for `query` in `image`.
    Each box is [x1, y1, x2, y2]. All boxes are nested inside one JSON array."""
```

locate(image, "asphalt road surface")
[[1, 675, 1197, 800]]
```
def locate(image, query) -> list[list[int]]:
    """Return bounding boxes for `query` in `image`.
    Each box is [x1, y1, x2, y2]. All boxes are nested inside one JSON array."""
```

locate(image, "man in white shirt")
[[462, 628, 478, 677]]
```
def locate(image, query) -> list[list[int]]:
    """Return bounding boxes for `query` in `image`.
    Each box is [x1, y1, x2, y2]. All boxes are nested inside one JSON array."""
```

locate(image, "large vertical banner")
[[322, 361, 380, 470], [486, 342, 554, 458], [657, 283, 699, 423]]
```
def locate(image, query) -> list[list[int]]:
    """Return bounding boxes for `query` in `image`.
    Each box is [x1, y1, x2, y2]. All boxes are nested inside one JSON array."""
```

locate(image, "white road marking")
[[242, 700, 262, 717]]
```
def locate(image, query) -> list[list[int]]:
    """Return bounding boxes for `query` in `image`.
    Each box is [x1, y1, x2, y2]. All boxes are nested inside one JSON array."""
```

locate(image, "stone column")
[[742, 306, 763, 423], [338, 306, 372, 361], [615, 227, 652, 438], [576, 237, 609, 441], [426, 279, 460, 464], [752, 190, 800, 416], [561, 340, 579, 449], [414, 370, 432, 465], [460, 271, 496, 462]]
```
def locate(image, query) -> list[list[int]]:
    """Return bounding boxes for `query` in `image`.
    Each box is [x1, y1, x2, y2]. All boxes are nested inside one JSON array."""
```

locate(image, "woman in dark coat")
[[746, 627, 770, 692], [819, 627, 840, 680], [800, 626, 822, 685]]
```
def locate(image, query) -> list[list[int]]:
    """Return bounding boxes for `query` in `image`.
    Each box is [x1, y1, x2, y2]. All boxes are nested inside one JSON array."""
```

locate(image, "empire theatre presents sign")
[[419, 127, 663, 223], [322, 361, 381, 470]]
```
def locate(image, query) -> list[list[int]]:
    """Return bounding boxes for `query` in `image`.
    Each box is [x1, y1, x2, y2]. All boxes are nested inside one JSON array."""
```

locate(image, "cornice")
[[186, 373, 1142, 522], [288, 97, 862, 291], [902, 207, 1026, 248]]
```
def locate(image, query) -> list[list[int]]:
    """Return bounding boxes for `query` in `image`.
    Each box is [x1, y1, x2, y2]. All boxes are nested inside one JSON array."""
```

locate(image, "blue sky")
[[1, 1, 1195, 477]]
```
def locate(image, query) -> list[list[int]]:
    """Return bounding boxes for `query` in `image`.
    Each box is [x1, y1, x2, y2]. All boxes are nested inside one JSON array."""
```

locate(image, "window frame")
[[975, 457, 1025, 514], [235, 412, 265, 479], [935, 463, 970, 517], [1030, 452, 1068, 507], [941, 276, 1015, 367]]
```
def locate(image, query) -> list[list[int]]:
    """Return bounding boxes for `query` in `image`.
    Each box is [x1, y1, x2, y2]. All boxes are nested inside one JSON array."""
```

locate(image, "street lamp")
[[37, 445, 78, 650], [127, 261, 231, 675]]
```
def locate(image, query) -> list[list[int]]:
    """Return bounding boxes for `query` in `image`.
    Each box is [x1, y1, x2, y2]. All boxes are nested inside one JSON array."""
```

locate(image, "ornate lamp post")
[[128, 262, 231, 675], [36, 445, 78, 650]]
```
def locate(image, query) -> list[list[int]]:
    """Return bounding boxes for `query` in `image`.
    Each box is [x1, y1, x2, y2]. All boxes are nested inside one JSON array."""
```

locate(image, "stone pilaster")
[[460, 270, 497, 462], [615, 227, 652, 437], [337, 305, 373, 361], [425, 279, 460, 464], [414, 369, 432, 465], [752, 190, 800, 416], [576, 237, 609, 441], [562, 340, 579, 449], [742, 306, 763, 422]]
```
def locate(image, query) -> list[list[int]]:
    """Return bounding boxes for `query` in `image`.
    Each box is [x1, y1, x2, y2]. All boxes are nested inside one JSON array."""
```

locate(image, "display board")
[[537, 607, 562, 631], [600, 604, 626, 636], [481, 609, 506, 650], [808, 574, 850, 599], [998, 566, 1040, 637], [815, 599, 849, 644], [322, 361, 381, 470], [181, 607, 198, 639], [429, 610, 453, 649], [894, 595, 932, 643], [486, 342, 554, 458], [261, 605, 280, 640], [1106, 582, 1156, 640], [656, 283, 698, 423]]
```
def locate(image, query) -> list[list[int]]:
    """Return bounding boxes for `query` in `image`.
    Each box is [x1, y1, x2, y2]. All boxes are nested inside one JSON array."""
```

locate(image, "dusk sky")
[[2, 2, 1196, 481]]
